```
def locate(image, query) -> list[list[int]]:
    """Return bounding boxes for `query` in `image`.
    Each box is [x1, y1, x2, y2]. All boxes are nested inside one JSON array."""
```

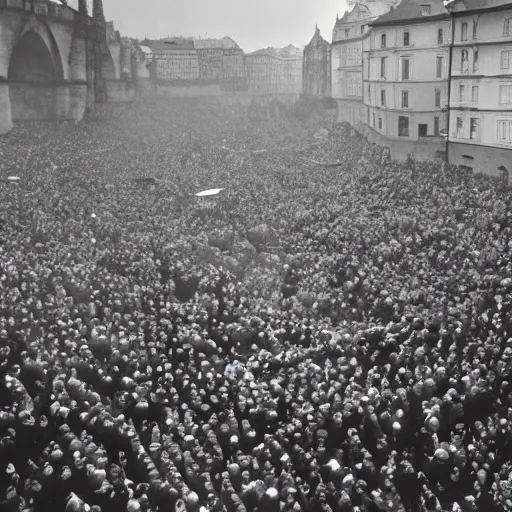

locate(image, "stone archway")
[[8, 30, 61, 121]]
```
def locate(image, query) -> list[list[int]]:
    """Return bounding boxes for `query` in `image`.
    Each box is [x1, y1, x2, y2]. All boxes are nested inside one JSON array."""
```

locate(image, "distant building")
[[303, 26, 331, 98], [146, 38, 199, 81], [194, 37, 246, 90], [332, 1, 398, 126], [363, 0, 450, 161], [446, 0, 512, 177], [245, 45, 303, 96]]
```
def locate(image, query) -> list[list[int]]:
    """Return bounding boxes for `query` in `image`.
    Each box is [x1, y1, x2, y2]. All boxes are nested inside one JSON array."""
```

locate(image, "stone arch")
[[8, 20, 64, 121], [11, 17, 65, 80]]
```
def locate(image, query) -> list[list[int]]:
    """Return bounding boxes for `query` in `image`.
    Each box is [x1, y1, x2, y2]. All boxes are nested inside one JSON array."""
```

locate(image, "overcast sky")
[[102, 0, 348, 52]]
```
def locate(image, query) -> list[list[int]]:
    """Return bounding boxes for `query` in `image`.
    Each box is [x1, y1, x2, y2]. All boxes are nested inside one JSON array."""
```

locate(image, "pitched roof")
[[446, 0, 511, 12], [246, 45, 302, 58], [193, 37, 241, 49], [335, 1, 400, 26], [370, 0, 448, 25]]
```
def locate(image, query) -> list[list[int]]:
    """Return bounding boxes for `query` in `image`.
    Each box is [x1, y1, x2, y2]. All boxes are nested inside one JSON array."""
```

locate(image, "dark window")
[[470, 117, 479, 139], [378, 117, 382, 129], [402, 90, 409, 108], [381, 89, 386, 106], [435, 89, 441, 107], [381, 34, 386, 48], [404, 31, 410, 46], [402, 58, 410, 80], [434, 116, 439, 135], [419, 124, 428, 137], [436, 56, 443, 78], [398, 116, 409, 136], [361, 25, 365, 34], [380, 57, 386, 79]]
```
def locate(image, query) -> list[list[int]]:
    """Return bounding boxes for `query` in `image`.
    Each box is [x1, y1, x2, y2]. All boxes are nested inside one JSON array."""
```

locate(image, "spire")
[[93, 0, 105, 20]]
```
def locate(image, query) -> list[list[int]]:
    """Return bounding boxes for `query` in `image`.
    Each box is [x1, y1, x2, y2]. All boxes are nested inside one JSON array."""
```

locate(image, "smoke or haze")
[[102, 0, 346, 51]]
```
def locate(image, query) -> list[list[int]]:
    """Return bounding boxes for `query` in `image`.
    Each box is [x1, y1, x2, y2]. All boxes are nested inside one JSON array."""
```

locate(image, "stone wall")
[[448, 142, 512, 176]]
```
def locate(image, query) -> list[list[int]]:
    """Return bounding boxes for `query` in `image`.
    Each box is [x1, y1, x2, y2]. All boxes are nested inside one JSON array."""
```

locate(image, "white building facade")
[[447, 0, 512, 176], [363, 0, 450, 161]]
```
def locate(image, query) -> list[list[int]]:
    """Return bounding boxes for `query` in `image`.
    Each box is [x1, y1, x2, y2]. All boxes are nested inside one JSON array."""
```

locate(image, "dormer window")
[[345, 29, 350, 37], [420, 4, 431, 15]]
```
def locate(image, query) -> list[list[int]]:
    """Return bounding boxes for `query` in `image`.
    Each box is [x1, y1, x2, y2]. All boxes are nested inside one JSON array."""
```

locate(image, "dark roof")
[[371, 0, 448, 26], [144, 38, 196, 51]]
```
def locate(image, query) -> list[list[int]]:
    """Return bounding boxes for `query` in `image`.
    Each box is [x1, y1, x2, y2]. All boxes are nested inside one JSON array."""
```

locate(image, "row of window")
[[377, 28, 444, 49], [371, 113, 440, 137], [457, 84, 479, 103], [375, 46, 509, 77], [455, 116, 480, 140], [454, 117, 512, 144], [459, 18, 512, 41], [460, 48, 478, 73], [342, 25, 368, 38], [374, 88, 443, 108], [459, 20, 477, 42], [378, 56, 445, 80], [456, 84, 512, 104]]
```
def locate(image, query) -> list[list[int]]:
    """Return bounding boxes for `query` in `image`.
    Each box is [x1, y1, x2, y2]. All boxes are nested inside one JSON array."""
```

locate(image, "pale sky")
[[101, 0, 348, 52]]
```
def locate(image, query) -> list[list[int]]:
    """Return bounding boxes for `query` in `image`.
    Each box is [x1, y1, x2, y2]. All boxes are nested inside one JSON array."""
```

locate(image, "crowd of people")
[[0, 97, 511, 512]]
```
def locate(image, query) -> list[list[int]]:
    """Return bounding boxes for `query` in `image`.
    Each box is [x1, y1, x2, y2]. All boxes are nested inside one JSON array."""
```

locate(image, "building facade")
[[195, 37, 246, 91], [303, 26, 331, 98], [446, 0, 512, 176], [245, 45, 303, 96], [331, 1, 398, 126], [147, 39, 200, 81], [362, 0, 450, 161]]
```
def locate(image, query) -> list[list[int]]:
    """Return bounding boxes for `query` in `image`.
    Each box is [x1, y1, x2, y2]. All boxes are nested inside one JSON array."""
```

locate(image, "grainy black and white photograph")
[[0, 0, 511, 511]]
